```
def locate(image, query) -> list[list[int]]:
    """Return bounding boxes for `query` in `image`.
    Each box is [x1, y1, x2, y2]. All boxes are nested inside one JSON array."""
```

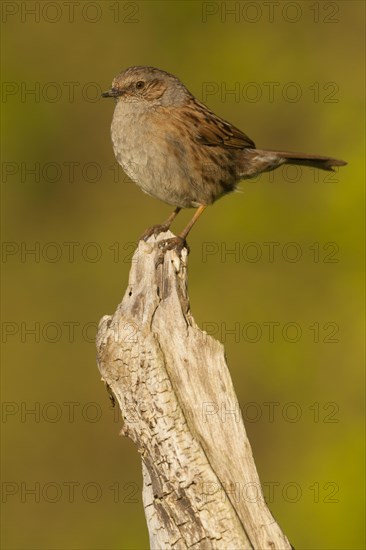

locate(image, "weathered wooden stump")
[[96, 231, 292, 550]]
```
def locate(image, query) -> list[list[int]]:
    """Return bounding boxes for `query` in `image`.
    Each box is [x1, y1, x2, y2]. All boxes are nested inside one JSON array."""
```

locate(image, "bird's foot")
[[155, 237, 189, 267], [140, 224, 170, 241], [158, 236, 189, 254]]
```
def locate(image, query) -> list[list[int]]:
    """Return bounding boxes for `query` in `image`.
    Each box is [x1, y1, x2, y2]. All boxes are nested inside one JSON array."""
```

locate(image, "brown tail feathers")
[[266, 150, 347, 172], [239, 148, 346, 178]]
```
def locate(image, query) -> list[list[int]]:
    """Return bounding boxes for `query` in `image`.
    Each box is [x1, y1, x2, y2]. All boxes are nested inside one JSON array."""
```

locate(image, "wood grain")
[[96, 231, 292, 550]]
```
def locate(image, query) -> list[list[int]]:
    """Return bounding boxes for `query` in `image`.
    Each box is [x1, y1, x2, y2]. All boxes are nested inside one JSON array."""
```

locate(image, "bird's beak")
[[101, 88, 123, 98]]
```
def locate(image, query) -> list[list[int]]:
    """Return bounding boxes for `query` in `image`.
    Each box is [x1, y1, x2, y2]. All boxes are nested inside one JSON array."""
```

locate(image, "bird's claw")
[[158, 236, 189, 254], [154, 237, 189, 268], [140, 224, 170, 241]]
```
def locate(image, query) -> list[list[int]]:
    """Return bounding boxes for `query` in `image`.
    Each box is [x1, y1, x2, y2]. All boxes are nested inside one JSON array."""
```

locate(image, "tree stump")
[[96, 231, 292, 550]]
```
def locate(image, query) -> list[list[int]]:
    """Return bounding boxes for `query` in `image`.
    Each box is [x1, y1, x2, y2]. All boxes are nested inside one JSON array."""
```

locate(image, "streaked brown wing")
[[191, 98, 256, 149]]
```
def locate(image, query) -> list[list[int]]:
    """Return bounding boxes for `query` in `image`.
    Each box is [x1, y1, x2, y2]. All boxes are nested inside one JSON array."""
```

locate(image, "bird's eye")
[[136, 81, 145, 90]]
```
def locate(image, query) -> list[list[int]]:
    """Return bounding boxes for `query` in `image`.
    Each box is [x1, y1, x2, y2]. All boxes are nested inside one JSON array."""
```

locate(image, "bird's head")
[[102, 66, 190, 106]]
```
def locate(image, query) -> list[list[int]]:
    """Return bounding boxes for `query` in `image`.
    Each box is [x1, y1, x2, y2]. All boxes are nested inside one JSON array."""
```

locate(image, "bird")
[[102, 66, 346, 250]]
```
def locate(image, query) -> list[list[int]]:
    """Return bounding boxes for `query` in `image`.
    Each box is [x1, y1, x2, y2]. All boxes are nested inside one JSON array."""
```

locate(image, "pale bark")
[[96, 231, 292, 550]]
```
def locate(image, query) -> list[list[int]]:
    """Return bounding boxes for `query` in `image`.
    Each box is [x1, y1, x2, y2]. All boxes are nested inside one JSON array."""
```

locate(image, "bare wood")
[[96, 231, 292, 550]]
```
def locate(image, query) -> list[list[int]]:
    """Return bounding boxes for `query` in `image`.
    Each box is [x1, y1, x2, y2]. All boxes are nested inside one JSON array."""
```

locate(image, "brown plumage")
[[102, 66, 346, 247]]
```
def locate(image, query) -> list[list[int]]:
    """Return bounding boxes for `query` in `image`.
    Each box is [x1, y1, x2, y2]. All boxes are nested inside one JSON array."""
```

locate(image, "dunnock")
[[102, 66, 346, 249]]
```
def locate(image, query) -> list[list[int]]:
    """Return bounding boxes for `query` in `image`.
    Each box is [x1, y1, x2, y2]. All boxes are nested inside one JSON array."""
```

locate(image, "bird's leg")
[[140, 207, 181, 241], [179, 205, 207, 241], [158, 205, 207, 254]]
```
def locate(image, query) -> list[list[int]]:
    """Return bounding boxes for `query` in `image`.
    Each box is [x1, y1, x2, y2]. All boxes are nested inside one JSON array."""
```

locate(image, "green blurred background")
[[1, 1, 364, 549]]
